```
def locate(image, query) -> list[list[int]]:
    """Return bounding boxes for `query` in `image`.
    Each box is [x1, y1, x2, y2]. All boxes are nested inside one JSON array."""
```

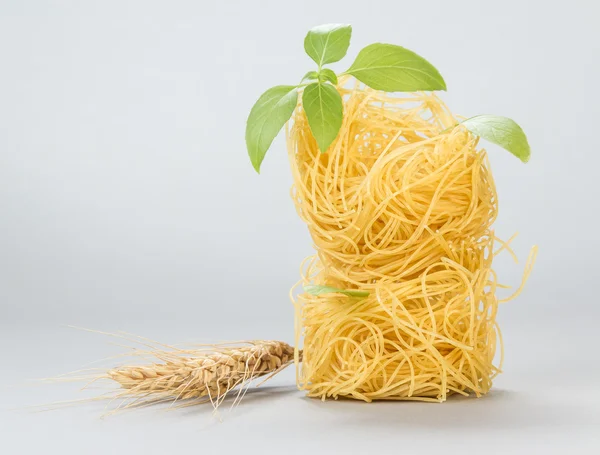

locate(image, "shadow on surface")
[[174, 384, 301, 417], [301, 388, 599, 431]]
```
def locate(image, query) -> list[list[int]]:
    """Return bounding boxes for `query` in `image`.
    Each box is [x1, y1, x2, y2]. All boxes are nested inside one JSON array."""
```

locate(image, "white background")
[[1, 0, 598, 453]]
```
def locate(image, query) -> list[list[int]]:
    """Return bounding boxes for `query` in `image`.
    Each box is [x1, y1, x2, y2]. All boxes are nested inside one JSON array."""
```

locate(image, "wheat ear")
[[106, 340, 297, 409]]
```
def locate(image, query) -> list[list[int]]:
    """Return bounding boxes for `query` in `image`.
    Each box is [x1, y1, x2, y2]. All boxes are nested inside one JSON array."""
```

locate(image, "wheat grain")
[[106, 340, 296, 408]]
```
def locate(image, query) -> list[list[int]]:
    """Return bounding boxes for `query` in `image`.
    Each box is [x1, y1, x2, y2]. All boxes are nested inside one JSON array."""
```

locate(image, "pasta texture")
[[288, 82, 536, 402]]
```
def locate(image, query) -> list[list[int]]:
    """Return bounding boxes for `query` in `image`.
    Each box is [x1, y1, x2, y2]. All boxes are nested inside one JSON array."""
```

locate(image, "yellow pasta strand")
[[287, 81, 536, 402]]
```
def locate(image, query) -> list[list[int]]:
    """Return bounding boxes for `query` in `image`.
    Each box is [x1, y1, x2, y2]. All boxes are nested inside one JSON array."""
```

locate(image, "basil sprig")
[[246, 86, 298, 173], [344, 43, 446, 92], [462, 115, 530, 163], [246, 24, 530, 173], [304, 24, 352, 67], [302, 82, 344, 154]]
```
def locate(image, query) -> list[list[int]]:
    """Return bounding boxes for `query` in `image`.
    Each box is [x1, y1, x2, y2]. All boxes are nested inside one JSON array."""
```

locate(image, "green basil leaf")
[[318, 68, 338, 85], [246, 85, 298, 173], [304, 24, 352, 67], [462, 115, 531, 163], [301, 70, 319, 83], [344, 43, 446, 92], [303, 285, 370, 298], [302, 82, 343, 153]]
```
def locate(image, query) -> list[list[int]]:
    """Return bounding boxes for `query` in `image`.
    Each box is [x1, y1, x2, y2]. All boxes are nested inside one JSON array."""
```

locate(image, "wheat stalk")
[[105, 340, 297, 409]]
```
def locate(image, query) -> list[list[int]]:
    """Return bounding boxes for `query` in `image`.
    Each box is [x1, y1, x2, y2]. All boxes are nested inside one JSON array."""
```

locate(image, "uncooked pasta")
[[288, 81, 536, 402]]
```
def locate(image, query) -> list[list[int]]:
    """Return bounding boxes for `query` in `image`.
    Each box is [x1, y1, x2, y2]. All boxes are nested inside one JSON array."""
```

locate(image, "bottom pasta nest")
[[288, 84, 535, 402], [295, 252, 510, 402]]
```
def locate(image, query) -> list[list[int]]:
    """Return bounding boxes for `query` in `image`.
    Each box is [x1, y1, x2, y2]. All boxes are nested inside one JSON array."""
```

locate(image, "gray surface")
[[1, 0, 599, 453]]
